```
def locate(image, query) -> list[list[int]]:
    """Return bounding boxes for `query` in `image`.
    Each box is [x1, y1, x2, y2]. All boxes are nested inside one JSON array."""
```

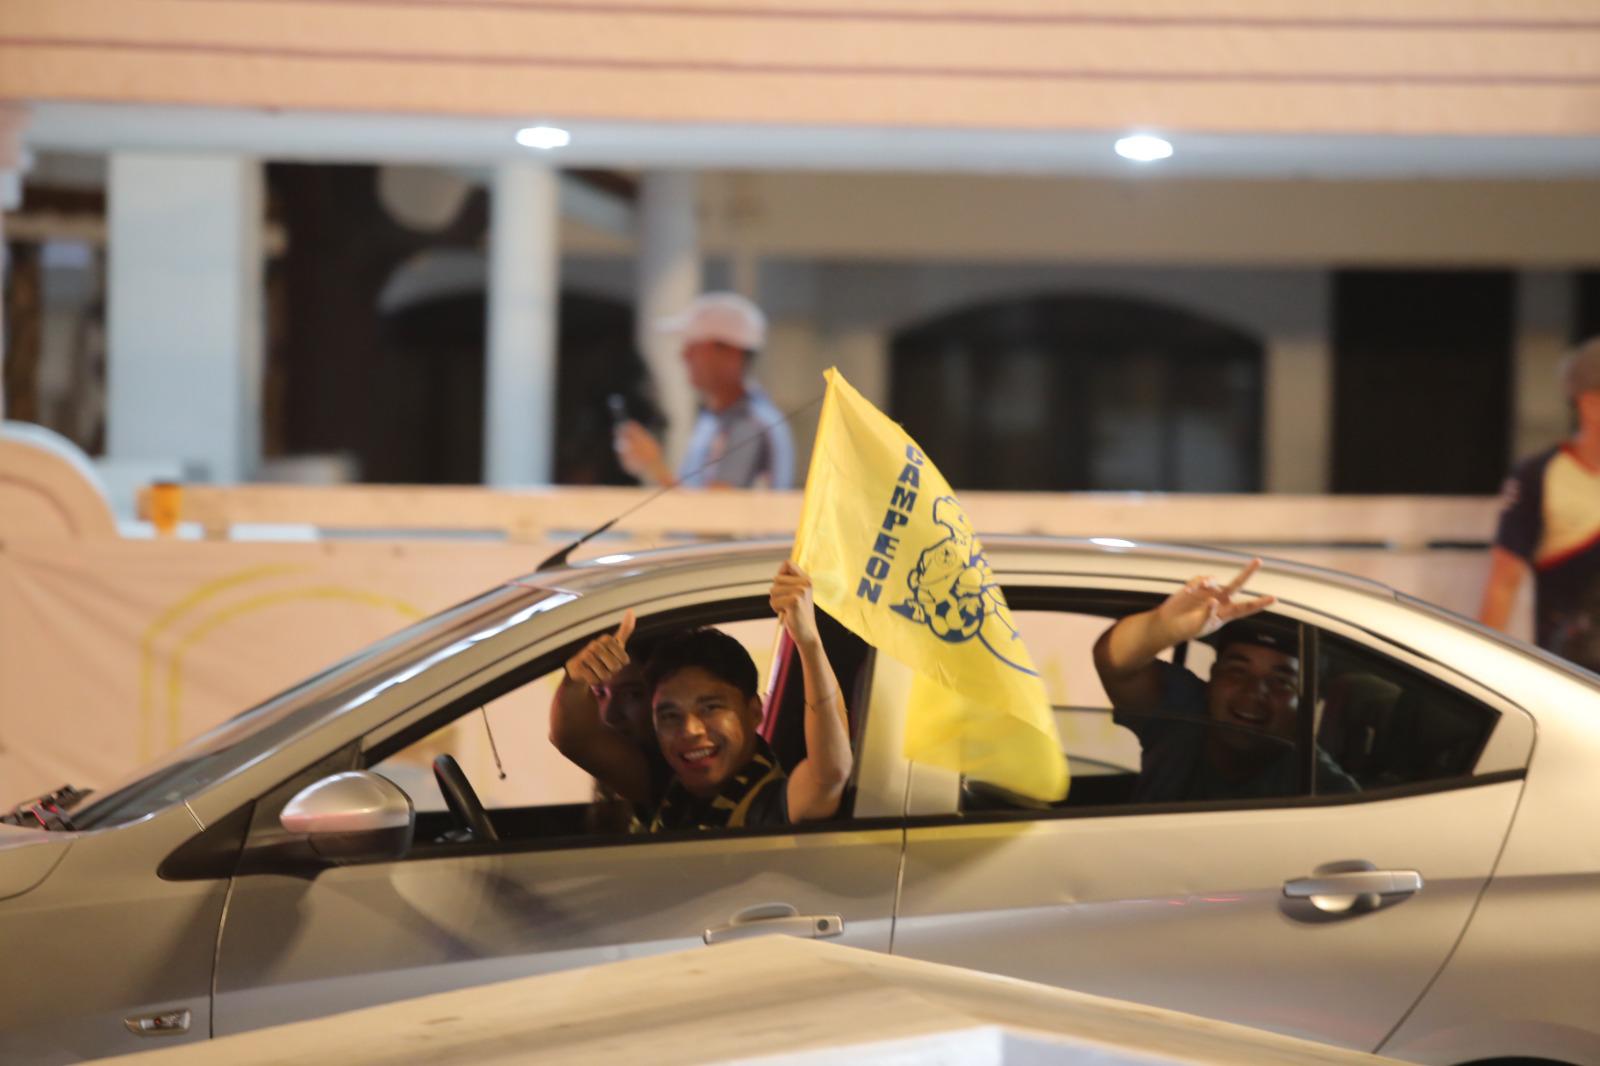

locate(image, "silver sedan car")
[[2, 539, 1595, 1064]]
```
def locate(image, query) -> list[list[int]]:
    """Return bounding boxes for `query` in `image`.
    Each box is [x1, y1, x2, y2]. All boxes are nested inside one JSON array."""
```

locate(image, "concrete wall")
[[583, 174, 1600, 267], [9, 2, 1600, 135]]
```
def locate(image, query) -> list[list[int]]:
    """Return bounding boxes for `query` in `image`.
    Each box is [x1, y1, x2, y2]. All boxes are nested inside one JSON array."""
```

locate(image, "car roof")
[[508, 532, 1600, 701], [511, 534, 1399, 601]]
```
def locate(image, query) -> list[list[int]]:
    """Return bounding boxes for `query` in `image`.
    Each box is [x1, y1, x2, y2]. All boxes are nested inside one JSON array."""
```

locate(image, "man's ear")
[[744, 695, 765, 729]]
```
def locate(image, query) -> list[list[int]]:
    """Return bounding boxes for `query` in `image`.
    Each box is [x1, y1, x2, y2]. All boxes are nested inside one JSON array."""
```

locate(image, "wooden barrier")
[[142, 484, 1502, 551], [0, 424, 118, 541]]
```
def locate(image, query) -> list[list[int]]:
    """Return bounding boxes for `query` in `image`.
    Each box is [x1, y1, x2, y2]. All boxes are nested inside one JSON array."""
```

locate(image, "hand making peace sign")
[[1153, 558, 1276, 645]]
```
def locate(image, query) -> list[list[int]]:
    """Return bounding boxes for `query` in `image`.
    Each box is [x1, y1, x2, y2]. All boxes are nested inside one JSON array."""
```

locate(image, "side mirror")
[[281, 771, 414, 864]]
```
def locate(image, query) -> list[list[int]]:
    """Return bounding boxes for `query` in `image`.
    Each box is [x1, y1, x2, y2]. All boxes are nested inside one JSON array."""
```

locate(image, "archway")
[[889, 293, 1265, 492]]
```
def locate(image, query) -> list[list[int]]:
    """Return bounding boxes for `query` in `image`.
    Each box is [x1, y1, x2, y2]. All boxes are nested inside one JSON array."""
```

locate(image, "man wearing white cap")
[[614, 292, 795, 490], [1480, 336, 1600, 672]]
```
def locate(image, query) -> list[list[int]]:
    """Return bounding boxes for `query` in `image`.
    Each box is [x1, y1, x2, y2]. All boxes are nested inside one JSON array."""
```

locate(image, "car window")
[[1314, 630, 1498, 792], [966, 605, 1309, 812], [1027, 608, 1157, 780], [961, 592, 1502, 818], [369, 614, 806, 844]]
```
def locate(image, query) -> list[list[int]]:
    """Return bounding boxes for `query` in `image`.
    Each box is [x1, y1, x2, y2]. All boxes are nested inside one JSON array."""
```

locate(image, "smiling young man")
[[549, 561, 854, 830], [1093, 559, 1357, 802]]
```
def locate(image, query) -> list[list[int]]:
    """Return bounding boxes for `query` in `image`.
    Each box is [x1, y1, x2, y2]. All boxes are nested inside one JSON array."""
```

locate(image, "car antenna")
[[480, 705, 508, 780], [535, 391, 825, 572]]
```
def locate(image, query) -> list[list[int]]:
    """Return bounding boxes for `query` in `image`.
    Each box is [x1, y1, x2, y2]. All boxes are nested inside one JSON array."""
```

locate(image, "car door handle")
[[703, 902, 844, 945], [123, 1008, 192, 1037], [1284, 862, 1423, 914]]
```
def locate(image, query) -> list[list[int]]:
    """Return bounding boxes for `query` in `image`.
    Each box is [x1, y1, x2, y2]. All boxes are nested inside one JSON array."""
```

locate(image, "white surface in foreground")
[[94, 937, 1395, 1066]]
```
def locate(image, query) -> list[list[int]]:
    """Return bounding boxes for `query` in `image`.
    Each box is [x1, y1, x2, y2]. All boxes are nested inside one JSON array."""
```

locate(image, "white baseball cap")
[[656, 292, 767, 351]]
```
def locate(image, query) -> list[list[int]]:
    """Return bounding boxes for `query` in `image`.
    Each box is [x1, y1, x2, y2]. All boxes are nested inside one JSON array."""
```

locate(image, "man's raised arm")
[[770, 562, 854, 822], [549, 611, 653, 807], [1094, 559, 1276, 711]]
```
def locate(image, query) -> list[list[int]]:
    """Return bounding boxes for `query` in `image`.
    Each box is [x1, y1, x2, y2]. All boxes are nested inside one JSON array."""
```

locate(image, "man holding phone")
[[613, 292, 794, 490]]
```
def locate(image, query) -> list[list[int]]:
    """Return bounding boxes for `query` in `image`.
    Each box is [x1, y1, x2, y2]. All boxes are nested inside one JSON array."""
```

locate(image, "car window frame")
[[352, 592, 886, 860], [926, 578, 1531, 825]]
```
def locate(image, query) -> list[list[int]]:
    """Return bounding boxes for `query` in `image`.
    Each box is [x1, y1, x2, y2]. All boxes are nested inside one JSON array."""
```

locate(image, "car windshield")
[[71, 584, 559, 830]]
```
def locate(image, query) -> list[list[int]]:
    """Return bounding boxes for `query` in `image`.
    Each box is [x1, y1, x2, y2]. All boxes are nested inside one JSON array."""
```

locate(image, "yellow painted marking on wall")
[[137, 564, 305, 761], [163, 586, 425, 749]]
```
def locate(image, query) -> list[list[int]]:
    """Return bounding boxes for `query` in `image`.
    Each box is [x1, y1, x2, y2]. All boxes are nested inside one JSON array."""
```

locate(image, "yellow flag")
[[793, 368, 1069, 802]]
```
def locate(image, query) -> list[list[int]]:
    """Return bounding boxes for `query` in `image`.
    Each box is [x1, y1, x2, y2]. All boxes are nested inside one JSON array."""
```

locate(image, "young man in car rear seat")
[[550, 562, 853, 830], [1093, 559, 1357, 803]]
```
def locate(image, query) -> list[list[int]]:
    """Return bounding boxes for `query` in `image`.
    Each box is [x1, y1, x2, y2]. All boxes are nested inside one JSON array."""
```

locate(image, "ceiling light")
[[1114, 135, 1173, 163], [516, 126, 571, 150]]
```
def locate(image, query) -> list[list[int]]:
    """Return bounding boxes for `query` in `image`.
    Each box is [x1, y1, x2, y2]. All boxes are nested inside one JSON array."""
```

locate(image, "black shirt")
[[1113, 661, 1358, 802]]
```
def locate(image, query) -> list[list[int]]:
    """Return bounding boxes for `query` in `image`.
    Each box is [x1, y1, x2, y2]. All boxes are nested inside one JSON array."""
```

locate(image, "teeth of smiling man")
[[682, 747, 716, 763]]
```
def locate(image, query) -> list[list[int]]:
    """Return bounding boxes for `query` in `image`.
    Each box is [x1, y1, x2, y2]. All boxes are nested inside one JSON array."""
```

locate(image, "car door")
[[891, 584, 1532, 1052], [210, 602, 903, 1036]]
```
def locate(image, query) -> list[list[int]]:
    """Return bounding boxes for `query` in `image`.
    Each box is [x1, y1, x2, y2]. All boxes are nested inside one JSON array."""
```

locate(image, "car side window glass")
[[369, 665, 589, 817], [962, 605, 1311, 813], [370, 614, 802, 845], [1314, 630, 1498, 792]]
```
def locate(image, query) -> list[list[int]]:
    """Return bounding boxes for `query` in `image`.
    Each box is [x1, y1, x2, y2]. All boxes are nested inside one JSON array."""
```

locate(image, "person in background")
[[1480, 337, 1600, 674], [614, 292, 795, 490]]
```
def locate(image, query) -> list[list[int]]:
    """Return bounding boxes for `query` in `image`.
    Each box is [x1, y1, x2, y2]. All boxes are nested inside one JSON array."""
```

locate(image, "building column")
[[484, 160, 559, 486], [1512, 272, 1576, 460], [107, 153, 263, 483], [635, 171, 700, 470], [1262, 276, 1333, 494], [0, 103, 27, 421]]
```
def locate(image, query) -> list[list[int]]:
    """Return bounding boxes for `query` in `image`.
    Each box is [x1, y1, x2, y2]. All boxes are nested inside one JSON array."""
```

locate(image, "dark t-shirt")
[[1112, 661, 1357, 802], [1494, 444, 1600, 672]]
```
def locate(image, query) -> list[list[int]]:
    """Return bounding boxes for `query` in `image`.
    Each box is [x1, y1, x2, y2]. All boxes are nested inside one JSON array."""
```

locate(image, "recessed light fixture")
[[516, 126, 571, 150], [1114, 134, 1173, 163]]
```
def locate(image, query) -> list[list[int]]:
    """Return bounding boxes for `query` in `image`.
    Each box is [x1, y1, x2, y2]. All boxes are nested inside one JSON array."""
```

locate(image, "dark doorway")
[[1331, 271, 1513, 494], [889, 293, 1264, 492], [271, 163, 489, 483], [377, 284, 651, 485], [1576, 270, 1600, 344], [270, 163, 652, 484]]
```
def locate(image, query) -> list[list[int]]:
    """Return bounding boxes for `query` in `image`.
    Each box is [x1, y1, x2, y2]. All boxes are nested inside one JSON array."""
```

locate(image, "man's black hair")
[[644, 627, 759, 701]]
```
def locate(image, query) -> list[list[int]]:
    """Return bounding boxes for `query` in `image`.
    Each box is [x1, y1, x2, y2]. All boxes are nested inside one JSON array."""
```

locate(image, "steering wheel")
[[431, 754, 499, 842]]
